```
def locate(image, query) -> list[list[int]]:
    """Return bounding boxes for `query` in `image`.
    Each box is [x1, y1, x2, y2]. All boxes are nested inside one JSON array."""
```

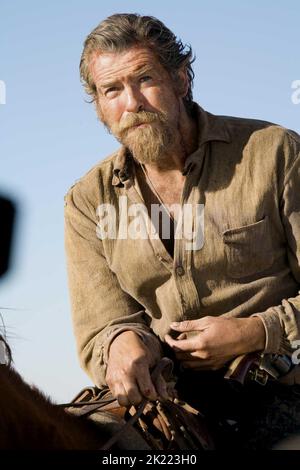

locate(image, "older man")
[[64, 14, 300, 449]]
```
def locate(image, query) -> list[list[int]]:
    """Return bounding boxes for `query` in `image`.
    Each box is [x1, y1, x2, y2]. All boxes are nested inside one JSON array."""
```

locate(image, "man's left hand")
[[164, 316, 266, 371]]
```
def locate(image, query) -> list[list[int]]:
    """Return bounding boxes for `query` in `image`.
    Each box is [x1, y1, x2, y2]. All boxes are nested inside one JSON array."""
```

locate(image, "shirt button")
[[175, 265, 185, 276]]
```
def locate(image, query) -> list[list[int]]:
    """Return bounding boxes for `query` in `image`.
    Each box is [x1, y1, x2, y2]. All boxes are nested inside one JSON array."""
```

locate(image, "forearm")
[[242, 316, 266, 353], [74, 309, 163, 389], [64, 182, 162, 388], [252, 294, 300, 355], [96, 323, 163, 388]]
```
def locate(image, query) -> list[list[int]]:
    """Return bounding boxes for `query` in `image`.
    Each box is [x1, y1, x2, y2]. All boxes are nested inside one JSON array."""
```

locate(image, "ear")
[[176, 66, 189, 99]]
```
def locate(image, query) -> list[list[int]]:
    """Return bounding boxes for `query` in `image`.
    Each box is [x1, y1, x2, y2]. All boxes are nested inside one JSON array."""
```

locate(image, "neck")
[[142, 102, 198, 174]]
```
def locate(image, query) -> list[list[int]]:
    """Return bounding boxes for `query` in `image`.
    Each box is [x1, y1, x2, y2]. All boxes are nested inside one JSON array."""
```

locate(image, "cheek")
[[100, 99, 125, 125], [145, 86, 179, 113]]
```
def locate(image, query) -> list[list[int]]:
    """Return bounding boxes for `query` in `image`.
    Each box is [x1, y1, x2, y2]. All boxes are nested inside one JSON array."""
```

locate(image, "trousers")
[[175, 368, 300, 449]]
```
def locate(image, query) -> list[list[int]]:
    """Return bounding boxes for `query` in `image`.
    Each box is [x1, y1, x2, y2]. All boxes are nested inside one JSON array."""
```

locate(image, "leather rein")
[[59, 358, 174, 450]]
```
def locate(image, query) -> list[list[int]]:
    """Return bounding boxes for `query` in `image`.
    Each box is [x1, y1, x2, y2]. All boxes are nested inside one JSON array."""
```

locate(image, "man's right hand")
[[106, 330, 170, 407]]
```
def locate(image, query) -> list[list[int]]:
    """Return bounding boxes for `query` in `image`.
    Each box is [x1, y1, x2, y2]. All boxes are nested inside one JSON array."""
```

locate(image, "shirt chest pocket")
[[222, 216, 275, 278]]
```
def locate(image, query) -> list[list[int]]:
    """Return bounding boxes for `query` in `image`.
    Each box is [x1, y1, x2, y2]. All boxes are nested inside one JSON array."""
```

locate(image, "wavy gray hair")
[[80, 13, 195, 112]]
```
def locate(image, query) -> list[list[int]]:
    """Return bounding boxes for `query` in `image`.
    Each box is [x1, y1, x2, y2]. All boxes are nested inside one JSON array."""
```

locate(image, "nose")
[[124, 85, 144, 113]]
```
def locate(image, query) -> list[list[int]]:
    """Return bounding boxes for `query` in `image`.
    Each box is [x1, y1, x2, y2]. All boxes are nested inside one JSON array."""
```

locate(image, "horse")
[[0, 334, 214, 451], [0, 196, 214, 451], [0, 334, 108, 450], [3, 330, 300, 451]]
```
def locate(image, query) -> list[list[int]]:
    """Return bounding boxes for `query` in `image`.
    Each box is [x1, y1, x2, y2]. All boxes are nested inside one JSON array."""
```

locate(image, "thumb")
[[177, 332, 187, 340], [170, 320, 201, 332]]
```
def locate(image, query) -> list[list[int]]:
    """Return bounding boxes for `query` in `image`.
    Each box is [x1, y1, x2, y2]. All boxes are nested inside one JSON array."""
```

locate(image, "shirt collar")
[[112, 102, 231, 187], [112, 146, 133, 187]]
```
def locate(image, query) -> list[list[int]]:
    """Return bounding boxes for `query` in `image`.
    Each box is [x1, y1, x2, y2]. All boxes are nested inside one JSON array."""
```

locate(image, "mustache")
[[117, 111, 166, 133]]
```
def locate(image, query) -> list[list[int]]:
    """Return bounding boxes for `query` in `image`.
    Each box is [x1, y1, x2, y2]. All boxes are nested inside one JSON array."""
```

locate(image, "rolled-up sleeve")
[[64, 181, 162, 388], [252, 131, 300, 355]]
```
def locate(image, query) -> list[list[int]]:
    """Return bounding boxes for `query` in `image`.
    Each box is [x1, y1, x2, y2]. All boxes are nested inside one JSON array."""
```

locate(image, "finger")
[[136, 368, 158, 402], [170, 319, 210, 332], [154, 373, 169, 401], [177, 333, 187, 340], [122, 379, 144, 406], [167, 385, 178, 400], [165, 333, 198, 352], [114, 383, 132, 407]]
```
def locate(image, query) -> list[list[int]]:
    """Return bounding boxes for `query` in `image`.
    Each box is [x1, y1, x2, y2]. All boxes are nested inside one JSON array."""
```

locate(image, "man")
[[64, 13, 300, 449]]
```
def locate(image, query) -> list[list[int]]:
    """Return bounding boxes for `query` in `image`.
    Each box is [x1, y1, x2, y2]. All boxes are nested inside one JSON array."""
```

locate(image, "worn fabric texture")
[[64, 103, 300, 389]]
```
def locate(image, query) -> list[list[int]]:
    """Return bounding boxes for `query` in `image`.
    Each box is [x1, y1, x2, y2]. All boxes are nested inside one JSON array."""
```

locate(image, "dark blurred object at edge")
[[0, 195, 15, 278]]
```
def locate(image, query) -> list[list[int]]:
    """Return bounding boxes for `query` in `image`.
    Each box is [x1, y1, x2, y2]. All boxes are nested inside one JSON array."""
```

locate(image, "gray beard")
[[97, 106, 175, 165], [121, 124, 173, 165]]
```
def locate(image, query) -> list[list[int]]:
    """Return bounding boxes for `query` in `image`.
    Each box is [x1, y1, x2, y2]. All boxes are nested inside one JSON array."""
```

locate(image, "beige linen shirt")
[[64, 104, 300, 388]]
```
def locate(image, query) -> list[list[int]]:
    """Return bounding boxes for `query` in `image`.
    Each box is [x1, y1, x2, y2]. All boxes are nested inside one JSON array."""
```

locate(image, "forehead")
[[89, 46, 166, 85]]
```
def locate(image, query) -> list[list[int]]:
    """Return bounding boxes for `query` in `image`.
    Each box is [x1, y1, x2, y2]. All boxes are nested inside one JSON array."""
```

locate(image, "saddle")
[[64, 358, 215, 450], [63, 353, 294, 450]]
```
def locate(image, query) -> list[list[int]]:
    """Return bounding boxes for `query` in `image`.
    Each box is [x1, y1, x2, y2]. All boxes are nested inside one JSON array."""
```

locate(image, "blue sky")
[[0, 0, 299, 402]]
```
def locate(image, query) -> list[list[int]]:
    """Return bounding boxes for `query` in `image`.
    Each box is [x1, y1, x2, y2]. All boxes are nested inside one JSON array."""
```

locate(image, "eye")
[[139, 75, 152, 83], [104, 87, 119, 97]]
